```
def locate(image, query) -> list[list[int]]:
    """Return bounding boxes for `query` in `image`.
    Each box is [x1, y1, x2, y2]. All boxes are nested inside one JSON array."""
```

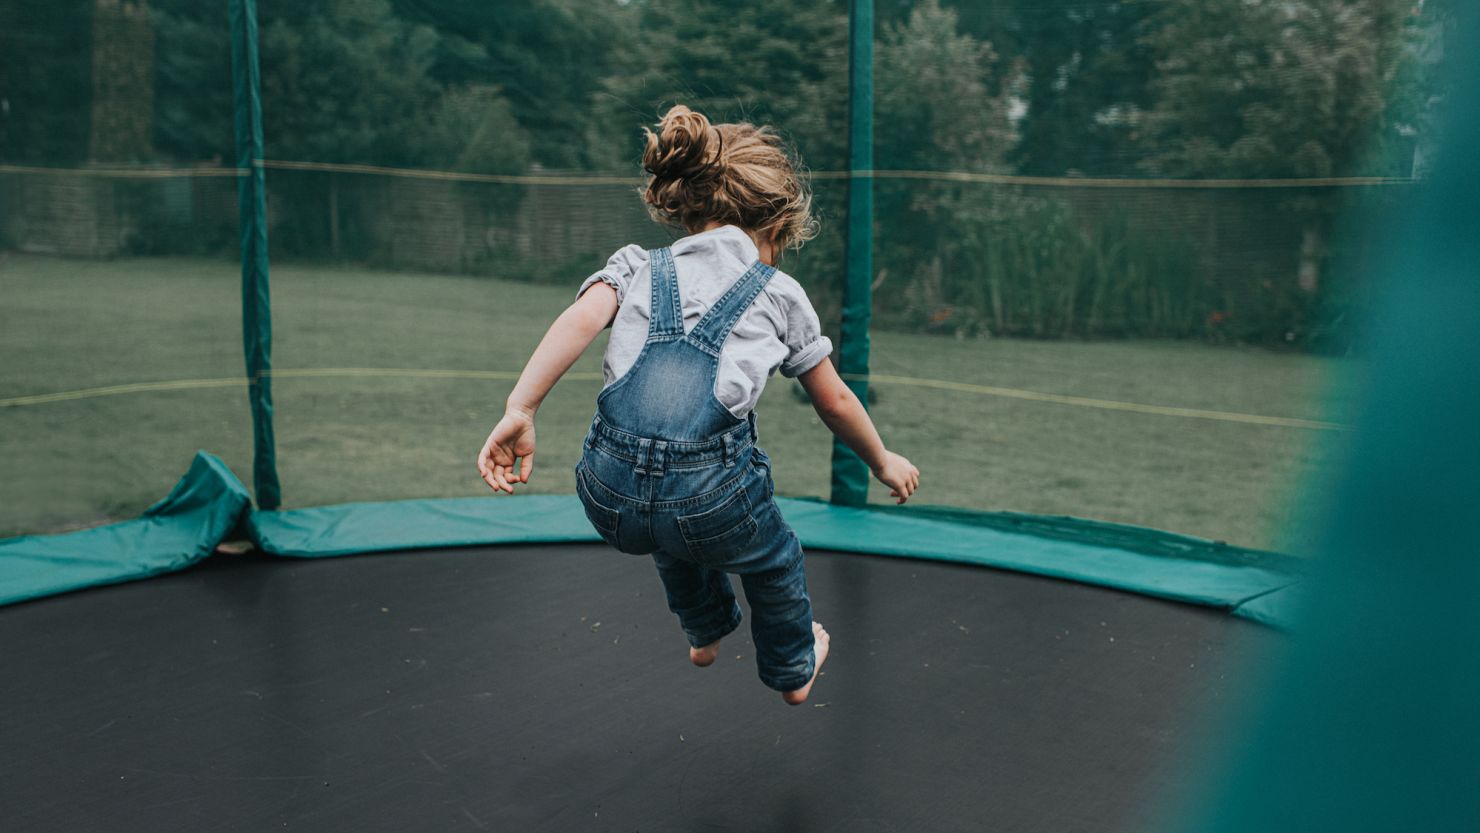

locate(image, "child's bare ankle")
[[782, 622, 830, 705]]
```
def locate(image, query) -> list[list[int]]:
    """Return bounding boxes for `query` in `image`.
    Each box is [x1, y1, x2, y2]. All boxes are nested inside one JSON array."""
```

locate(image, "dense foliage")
[[0, 0, 1446, 347]]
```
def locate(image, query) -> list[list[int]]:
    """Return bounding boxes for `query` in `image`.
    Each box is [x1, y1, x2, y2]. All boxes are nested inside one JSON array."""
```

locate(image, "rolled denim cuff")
[[683, 603, 742, 649], [757, 650, 816, 693]]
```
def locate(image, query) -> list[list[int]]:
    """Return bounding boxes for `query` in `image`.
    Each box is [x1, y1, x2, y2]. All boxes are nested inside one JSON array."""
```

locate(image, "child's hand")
[[872, 451, 920, 504], [477, 411, 536, 494]]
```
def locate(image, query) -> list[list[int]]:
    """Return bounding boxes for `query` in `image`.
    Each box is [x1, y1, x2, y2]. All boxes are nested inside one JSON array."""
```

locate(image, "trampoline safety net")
[[0, 1, 1444, 549]]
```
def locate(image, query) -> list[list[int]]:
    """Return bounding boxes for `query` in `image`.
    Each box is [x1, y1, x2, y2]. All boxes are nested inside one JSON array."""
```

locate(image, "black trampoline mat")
[[2, 544, 1276, 833]]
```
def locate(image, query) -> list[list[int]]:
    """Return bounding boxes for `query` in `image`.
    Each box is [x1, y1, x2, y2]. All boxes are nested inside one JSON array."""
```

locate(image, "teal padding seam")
[[0, 452, 1300, 625]]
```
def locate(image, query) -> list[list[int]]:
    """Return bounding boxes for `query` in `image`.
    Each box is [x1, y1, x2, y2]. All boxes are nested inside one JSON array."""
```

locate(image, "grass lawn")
[[0, 253, 1353, 550]]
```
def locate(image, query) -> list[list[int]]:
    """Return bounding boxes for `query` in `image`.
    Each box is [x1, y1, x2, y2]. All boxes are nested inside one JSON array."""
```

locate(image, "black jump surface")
[[3, 544, 1274, 833]]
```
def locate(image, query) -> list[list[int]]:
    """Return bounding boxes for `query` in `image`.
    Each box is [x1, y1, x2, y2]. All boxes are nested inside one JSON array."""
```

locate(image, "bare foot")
[[782, 622, 830, 705], [690, 639, 721, 667]]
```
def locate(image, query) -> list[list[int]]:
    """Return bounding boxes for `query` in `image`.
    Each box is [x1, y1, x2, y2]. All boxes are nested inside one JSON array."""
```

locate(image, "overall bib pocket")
[[677, 484, 758, 564]]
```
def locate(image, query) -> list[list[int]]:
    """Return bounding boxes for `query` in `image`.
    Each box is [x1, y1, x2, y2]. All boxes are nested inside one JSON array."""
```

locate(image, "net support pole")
[[229, 0, 281, 510], [830, 0, 875, 506]]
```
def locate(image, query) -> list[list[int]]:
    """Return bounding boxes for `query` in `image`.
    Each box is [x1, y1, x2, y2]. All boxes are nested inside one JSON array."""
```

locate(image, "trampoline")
[[4, 2, 1477, 832], [3, 541, 1275, 833]]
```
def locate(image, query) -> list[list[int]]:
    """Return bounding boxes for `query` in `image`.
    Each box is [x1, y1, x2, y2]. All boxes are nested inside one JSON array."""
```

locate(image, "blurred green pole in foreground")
[[229, 0, 281, 510], [831, 0, 874, 506], [1164, 9, 1480, 833]]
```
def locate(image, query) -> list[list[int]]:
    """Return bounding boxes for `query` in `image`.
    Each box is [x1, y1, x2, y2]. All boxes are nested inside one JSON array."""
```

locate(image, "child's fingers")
[[477, 445, 506, 492], [477, 449, 496, 489], [520, 451, 535, 483], [492, 464, 514, 494]]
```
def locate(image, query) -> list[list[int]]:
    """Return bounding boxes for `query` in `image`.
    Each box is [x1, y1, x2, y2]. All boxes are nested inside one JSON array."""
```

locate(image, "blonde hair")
[[641, 105, 817, 251]]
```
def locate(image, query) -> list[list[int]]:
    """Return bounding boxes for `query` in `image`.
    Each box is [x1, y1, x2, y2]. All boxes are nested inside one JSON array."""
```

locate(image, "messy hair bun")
[[642, 104, 817, 251]]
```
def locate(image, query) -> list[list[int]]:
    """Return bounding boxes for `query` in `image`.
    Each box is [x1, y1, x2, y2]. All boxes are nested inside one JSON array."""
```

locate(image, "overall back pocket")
[[677, 484, 758, 565], [575, 467, 622, 549]]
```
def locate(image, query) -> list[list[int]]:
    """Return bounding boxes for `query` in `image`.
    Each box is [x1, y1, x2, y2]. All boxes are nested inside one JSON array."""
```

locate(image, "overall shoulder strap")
[[686, 259, 777, 356], [647, 247, 684, 340]]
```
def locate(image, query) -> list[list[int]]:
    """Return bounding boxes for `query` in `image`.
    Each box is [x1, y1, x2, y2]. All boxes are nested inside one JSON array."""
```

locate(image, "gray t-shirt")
[[577, 225, 833, 419]]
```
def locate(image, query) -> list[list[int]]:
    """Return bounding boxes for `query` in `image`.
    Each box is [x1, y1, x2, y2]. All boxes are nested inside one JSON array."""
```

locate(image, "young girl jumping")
[[476, 105, 920, 705]]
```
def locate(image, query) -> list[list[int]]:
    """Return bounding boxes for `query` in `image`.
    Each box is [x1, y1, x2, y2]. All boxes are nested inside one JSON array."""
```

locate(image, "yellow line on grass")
[[0, 368, 1344, 430], [0, 369, 601, 408], [852, 373, 1345, 430], [0, 163, 247, 179], [264, 367, 606, 383], [0, 377, 249, 406]]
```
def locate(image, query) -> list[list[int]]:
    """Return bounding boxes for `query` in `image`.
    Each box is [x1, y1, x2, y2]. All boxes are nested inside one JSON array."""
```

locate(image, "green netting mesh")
[[1, 0, 250, 537], [0, 0, 1443, 553]]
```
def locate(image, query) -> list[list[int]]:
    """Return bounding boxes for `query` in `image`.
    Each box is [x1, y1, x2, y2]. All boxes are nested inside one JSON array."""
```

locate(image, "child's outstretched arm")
[[798, 360, 921, 504], [476, 283, 618, 494]]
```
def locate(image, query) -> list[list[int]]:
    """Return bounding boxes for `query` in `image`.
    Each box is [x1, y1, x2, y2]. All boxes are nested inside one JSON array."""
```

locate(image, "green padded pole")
[[831, 0, 874, 506], [229, 0, 281, 510]]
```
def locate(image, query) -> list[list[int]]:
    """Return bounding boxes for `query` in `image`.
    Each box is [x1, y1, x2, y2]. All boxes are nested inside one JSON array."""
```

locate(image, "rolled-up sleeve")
[[577, 244, 648, 305], [779, 290, 833, 378]]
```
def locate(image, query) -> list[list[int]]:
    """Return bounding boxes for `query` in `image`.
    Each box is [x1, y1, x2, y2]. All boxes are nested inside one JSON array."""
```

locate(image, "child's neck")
[[702, 222, 777, 266]]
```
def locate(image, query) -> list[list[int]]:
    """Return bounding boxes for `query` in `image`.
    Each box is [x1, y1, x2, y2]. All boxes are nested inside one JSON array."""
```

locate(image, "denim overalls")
[[574, 247, 815, 692]]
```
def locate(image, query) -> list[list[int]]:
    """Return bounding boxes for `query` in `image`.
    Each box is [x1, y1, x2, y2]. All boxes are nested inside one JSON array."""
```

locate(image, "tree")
[[875, 0, 1012, 173], [390, 0, 635, 170], [0, 0, 109, 165], [413, 84, 529, 175], [1141, 0, 1415, 181], [1008, 1, 1159, 176], [256, 0, 444, 166], [872, 0, 1016, 334], [152, 1, 234, 162], [594, 0, 850, 172], [1139, 0, 1422, 296]]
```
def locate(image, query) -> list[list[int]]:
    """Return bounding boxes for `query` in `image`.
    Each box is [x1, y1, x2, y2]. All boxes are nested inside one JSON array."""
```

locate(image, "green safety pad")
[[0, 452, 250, 607], [1, 458, 1299, 626], [248, 493, 1298, 624], [249, 495, 600, 558], [778, 498, 1296, 617]]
